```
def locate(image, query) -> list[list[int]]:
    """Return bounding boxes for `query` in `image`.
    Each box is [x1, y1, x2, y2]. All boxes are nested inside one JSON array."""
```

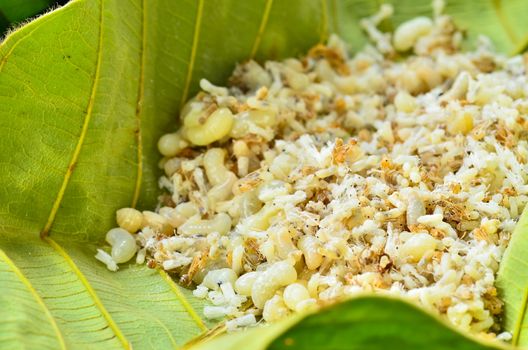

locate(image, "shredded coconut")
[[97, 4, 528, 337]]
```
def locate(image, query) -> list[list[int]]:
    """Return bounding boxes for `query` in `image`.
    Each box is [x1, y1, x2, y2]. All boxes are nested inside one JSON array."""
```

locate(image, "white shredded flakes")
[[226, 314, 257, 332], [98, 2, 528, 338], [135, 247, 146, 264], [95, 249, 118, 272], [203, 305, 237, 319], [497, 332, 513, 342], [193, 285, 209, 299], [162, 254, 193, 270]]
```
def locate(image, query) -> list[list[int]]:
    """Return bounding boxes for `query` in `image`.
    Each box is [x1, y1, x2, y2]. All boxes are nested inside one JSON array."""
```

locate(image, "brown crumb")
[[308, 44, 350, 75], [332, 138, 359, 164]]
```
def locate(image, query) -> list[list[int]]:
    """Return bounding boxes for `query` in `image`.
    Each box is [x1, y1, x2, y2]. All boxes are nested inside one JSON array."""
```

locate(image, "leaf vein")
[[330, 0, 339, 35], [180, 0, 204, 108], [0, 249, 67, 350], [513, 287, 528, 346], [491, 0, 517, 44], [131, 0, 147, 208], [44, 237, 130, 349], [158, 269, 208, 332], [0, 7, 61, 72], [250, 0, 274, 59], [40, 0, 105, 238], [319, 0, 329, 43]]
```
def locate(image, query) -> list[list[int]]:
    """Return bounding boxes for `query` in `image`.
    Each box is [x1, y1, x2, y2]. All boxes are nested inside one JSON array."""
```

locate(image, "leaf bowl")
[[1, 1, 527, 349]]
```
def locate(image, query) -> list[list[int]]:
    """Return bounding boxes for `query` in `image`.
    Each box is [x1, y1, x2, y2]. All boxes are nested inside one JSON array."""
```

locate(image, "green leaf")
[[497, 208, 528, 346], [1, 0, 528, 348], [331, 0, 528, 54], [0, 234, 212, 349], [191, 296, 505, 350]]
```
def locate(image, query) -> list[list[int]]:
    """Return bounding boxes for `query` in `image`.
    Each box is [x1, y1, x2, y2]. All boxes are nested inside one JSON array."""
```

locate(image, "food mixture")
[[96, 2, 528, 338]]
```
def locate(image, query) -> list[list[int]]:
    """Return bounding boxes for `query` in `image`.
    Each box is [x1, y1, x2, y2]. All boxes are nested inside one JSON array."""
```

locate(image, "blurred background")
[[0, 0, 68, 35]]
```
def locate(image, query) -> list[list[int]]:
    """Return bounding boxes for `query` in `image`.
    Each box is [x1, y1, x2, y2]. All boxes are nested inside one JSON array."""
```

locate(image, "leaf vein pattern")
[[0, 8, 59, 72], [40, 0, 105, 237], [0, 249, 67, 350], [44, 237, 130, 349]]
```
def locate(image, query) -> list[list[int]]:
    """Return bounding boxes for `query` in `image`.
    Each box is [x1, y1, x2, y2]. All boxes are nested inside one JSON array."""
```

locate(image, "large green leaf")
[[192, 296, 505, 350], [1, 0, 527, 349], [497, 208, 528, 346]]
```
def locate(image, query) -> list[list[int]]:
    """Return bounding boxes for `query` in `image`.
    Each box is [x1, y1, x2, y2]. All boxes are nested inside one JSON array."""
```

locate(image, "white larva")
[[105, 228, 137, 264], [202, 268, 238, 291], [234, 271, 260, 296], [283, 283, 311, 311], [251, 261, 297, 309], [116, 207, 143, 233], [393, 17, 433, 51]]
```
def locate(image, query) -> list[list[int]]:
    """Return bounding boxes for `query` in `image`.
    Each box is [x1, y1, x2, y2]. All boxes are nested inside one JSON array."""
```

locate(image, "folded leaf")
[[191, 296, 505, 350], [497, 208, 528, 346], [1, 0, 528, 348]]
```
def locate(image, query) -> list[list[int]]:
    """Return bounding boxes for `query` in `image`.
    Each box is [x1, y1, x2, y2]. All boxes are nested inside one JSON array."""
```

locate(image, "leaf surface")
[[1, 234, 212, 349], [192, 296, 505, 350], [1, 0, 528, 349], [497, 208, 528, 346]]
